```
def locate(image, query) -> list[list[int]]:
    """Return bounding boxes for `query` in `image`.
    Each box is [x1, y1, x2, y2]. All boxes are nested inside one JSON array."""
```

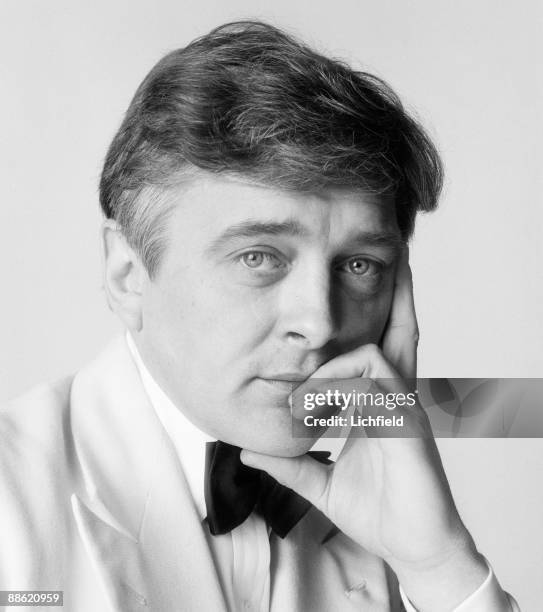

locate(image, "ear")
[[101, 219, 148, 332]]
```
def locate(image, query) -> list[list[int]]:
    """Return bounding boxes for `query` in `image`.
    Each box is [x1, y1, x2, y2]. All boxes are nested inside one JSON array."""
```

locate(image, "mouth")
[[256, 374, 311, 392]]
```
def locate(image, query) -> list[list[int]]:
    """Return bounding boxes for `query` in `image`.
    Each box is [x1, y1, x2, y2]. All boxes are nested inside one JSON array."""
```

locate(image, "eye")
[[241, 252, 265, 268], [239, 250, 284, 271], [339, 256, 381, 277], [347, 258, 370, 275]]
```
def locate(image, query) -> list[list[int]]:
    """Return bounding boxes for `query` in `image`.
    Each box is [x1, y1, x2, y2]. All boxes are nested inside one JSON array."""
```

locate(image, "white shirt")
[[126, 333, 519, 612]]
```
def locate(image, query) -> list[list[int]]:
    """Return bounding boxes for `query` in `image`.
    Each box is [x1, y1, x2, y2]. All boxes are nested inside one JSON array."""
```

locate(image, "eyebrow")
[[346, 230, 405, 251], [205, 219, 405, 255], [205, 219, 308, 255]]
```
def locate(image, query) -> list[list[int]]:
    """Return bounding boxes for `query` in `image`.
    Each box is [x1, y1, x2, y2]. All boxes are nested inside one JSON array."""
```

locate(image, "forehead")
[[165, 173, 400, 247]]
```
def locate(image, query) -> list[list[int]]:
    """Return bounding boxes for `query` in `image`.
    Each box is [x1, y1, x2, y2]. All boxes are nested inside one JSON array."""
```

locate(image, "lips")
[[258, 378, 305, 389], [260, 372, 314, 383], [258, 374, 312, 394], [256, 376, 309, 400]]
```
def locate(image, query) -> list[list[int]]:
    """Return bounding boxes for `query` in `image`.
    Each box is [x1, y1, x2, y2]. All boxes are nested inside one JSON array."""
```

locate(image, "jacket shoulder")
[[0, 376, 75, 492], [0, 377, 77, 505], [0, 376, 74, 454]]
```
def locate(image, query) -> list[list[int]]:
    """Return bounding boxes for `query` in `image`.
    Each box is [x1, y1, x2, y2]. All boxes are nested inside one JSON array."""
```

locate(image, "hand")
[[241, 248, 488, 611]]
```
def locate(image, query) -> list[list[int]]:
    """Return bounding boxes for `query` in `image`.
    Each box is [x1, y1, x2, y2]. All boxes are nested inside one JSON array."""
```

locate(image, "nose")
[[277, 262, 338, 350]]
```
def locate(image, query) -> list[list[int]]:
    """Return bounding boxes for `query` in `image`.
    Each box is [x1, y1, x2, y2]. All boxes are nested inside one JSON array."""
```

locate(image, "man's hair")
[[99, 21, 443, 277]]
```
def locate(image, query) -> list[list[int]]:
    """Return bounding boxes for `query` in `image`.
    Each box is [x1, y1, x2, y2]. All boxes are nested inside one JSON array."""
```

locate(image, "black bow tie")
[[204, 440, 332, 538]]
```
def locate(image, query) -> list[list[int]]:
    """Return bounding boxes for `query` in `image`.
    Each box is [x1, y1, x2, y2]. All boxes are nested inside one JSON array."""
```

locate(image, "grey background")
[[1, 1, 542, 609]]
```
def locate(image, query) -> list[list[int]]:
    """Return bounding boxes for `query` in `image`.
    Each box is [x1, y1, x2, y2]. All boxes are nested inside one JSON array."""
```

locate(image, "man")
[[0, 21, 519, 611]]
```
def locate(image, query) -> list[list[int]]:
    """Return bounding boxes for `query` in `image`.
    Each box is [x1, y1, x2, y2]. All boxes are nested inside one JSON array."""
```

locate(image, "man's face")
[[135, 174, 402, 456]]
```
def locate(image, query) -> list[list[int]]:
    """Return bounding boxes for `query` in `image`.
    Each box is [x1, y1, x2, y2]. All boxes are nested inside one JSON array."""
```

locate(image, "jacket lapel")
[[69, 335, 227, 612]]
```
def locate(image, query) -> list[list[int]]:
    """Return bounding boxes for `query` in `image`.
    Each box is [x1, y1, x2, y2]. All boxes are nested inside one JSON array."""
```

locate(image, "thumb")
[[240, 450, 331, 511]]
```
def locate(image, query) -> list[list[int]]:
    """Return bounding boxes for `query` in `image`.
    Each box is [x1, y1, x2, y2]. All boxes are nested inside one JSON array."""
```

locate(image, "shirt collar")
[[125, 331, 213, 519]]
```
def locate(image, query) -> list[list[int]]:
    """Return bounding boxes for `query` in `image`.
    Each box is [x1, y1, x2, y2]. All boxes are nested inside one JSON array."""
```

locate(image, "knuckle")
[[402, 325, 420, 344], [364, 343, 382, 357], [409, 404, 431, 431]]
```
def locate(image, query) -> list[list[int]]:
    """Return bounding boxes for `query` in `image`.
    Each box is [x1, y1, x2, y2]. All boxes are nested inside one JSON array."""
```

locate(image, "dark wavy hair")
[[99, 21, 443, 277]]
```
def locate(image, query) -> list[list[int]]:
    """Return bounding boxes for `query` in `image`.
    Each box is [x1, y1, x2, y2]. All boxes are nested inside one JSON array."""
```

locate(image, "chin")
[[268, 437, 318, 457], [216, 394, 324, 456], [235, 428, 318, 458]]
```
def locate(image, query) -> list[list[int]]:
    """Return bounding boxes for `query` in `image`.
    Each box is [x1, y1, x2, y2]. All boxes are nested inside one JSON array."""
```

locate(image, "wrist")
[[390, 537, 488, 612]]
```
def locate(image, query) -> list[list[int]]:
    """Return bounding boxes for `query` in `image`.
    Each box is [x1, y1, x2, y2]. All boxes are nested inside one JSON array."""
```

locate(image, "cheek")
[[140, 272, 215, 365], [146, 275, 278, 362], [336, 283, 395, 347]]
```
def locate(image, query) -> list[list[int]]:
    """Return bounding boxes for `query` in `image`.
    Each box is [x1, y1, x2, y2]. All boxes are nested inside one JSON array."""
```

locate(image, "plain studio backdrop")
[[1, 1, 541, 609]]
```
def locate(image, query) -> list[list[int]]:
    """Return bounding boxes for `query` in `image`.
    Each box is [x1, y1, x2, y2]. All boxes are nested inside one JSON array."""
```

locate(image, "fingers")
[[291, 376, 373, 422], [307, 343, 403, 393], [292, 359, 431, 440], [381, 246, 419, 381], [240, 449, 331, 512]]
